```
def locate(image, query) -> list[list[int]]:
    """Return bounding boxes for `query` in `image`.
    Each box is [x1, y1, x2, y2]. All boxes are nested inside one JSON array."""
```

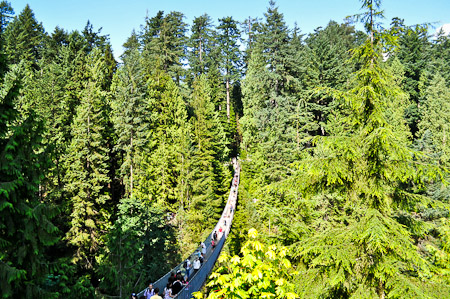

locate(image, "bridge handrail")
[[137, 159, 240, 298]]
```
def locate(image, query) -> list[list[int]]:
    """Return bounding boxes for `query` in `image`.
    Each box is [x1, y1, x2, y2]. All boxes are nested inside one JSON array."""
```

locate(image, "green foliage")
[[394, 25, 430, 137], [137, 73, 188, 206], [4, 0, 450, 297], [0, 64, 58, 298], [287, 2, 450, 297], [194, 228, 298, 299], [240, 1, 302, 185], [188, 14, 216, 77], [301, 21, 357, 137], [98, 197, 179, 297], [217, 16, 242, 120], [141, 11, 187, 83], [417, 73, 450, 165], [4, 4, 45, 67], [0, 1, 14, 74], [182, 75, 227, 247], [111, 49, 149, 198], [64, 48, 112, 270]]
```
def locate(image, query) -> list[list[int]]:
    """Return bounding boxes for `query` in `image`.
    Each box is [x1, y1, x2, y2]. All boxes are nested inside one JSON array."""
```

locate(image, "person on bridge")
[[168, 271, 176, 285], [184, 258, 191, 280], [213, 231, 217, 241], [201, 242, 206, 256], [193, 257, 201, 275], [144, 283, 155, 298], [164, 283, 174, 299], [171, 274, 183, 295], [150, 287, 162, 299]]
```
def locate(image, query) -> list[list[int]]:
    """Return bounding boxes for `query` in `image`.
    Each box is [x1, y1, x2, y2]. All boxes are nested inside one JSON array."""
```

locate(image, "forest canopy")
[[1, 0, 450, 298]]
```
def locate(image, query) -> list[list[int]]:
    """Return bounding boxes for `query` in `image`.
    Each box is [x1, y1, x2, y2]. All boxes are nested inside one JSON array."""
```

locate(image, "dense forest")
[[1, 0, 450, 298]]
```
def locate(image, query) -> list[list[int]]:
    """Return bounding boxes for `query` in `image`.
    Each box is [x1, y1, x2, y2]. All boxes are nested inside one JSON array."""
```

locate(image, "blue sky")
[[10, 0, 450, 59]]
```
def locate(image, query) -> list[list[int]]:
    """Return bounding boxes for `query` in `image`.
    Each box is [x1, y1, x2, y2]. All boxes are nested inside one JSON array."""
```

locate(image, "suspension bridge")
[[137, 158, 240, 298]]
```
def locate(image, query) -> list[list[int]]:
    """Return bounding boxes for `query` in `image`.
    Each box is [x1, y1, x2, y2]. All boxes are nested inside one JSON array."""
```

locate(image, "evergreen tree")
[[111, 49, 149, 198], [241, 16, 260, 66], [183, 75, 226, 247], [0, 64, 58, 298], [42, 26, 69, 63], [290, 1, 450, 297], [137, 73, 188, 207], [4, 4, 45, 67], [302, 21, 355, 137], [121, 29, 140, 60], [417, 73, 450, 165], [98, 198, 178, 297], [64, 48, 112, 272], [141, 11, 187, 83], [217, 16, 242, 120], [395, 25, 430, 137], [0, 1, 13, 74], [82, 20, 109, 53], [240, 0, 300, 183], [429, 28, 450, 84], [188, 14, 216, 77]]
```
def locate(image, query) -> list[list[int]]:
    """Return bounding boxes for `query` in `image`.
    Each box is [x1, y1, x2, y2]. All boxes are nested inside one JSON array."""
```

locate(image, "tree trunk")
[[199, 40, 203, 63], [226, 78, 230, 121], [377, 280, 385, 299], [130, 131, 133, 197]]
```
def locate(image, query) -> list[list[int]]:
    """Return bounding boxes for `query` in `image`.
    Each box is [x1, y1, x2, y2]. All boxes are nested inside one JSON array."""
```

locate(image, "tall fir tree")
[[240, 0, 300, 184], [0, 64, 59, 298], [395, 25, 430, 137], [138, 73, 188, 207], [182, 74, 227, 248], [4, 4, 45, 68], [141, 11, 187, 84], [217, 16, 242, 121], [417, 73, 450, 165], [0, 1, 13, 74], [188, 14, 216, 78], [111, 49, 149, 198], [64, 48, 112, 272], [289, 1, 450, 297]]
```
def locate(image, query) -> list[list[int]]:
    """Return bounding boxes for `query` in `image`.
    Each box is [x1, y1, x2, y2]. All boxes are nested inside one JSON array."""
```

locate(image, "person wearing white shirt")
[[193, 258, 201, 276]]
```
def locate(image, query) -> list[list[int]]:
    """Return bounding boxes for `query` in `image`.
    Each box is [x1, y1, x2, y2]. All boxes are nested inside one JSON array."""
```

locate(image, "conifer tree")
[[64, 48, 112, 271], [111, 49, 149, 198], [395, 25, 430, 137], [429, 28, 450, 84], [98, 198, 177, 297], [138, 73, 188, 206], [290, 1, 450, 297], [183, 75, 226, 245], [417, 73, 450, 165], [4, 4, 45, 67], [121, 29, 140, 60], [141, 11, 187, 83], [41, 26, 69, 63], [303, 21, 354, 137], [240, 1, 300, 183], [0, 64, 58, 298], [82, 20, 109, 53], [188, 14, 216, 77], [217, 16, 242, 120], [0, 1, 13, 74]]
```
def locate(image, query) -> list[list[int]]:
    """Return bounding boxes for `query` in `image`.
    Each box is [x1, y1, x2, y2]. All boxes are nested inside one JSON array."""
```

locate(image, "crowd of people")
[[133, 161, 240, 299]]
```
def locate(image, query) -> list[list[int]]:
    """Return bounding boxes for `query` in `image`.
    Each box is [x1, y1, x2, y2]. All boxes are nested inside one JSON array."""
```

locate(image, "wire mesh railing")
[[137, 158, 240, 299]]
